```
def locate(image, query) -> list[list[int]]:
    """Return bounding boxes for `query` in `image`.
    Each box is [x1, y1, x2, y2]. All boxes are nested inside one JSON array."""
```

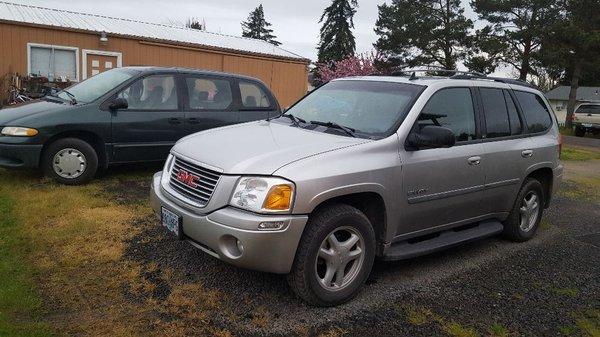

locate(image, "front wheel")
[[574, 126, 586, 137], [42, 138, 98, 185], [287, 204, 376, 306]]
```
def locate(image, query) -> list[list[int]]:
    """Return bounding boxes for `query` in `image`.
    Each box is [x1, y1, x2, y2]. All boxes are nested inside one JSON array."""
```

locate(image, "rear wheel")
[[503, 178, 544, 242], [42, 138, 98, 185], [287, 204, 375, 306], [574, 126, 586, 137]]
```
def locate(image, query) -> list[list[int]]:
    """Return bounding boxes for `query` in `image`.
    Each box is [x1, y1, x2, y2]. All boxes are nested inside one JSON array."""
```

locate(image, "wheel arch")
[[307, 190, 388, 256], [525, 165, 554, 208], [41, 131, 108, 169]]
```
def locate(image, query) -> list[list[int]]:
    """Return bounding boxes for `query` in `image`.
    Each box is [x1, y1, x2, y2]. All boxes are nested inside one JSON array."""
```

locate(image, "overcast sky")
[[14, 0, 506, 73]]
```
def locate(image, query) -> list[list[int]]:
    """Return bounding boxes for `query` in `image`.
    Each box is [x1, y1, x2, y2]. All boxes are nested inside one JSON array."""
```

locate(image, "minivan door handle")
[[168, 117, 181, 125], [467, 156, 481, 165], [188, 117, 200, 124], [521, 150, 533, 158]]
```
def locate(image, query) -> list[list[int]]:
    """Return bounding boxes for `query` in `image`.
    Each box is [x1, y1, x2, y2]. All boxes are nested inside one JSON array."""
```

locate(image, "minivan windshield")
[[284, 80, 423, 138], [56, 68, 139, 103]]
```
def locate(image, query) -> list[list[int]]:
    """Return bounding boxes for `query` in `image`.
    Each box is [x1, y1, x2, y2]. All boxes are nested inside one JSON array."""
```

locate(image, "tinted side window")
[[576, 104, 600, 114], [118, 75, 178, 110], [186, 76, 233, 110], [480, 88, 510, 138], [419, 88, 476, 142], [514, 91, 552, 133], [504, 90, 522, 135], [240, 82, 271, 108]]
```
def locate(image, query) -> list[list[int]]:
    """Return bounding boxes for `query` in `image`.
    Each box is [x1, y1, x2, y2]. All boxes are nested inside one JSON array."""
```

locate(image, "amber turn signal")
[[263, 184, 293, 211]]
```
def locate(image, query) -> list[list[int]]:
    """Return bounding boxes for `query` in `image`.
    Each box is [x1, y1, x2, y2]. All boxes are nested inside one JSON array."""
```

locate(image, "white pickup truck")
[[573, 103, 600, 137]]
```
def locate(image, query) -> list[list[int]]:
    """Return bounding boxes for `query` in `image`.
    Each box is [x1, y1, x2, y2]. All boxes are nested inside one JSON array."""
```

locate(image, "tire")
[[502, 178, 544, 242], [574, 126, 586, 137], [287, 203, 376, 306], [42, 138, 98, 185]]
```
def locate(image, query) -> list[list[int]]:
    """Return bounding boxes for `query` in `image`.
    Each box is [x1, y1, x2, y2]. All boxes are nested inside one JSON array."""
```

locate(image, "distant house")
[[0, 2, 310, 106], [545, 86, 600, 124]]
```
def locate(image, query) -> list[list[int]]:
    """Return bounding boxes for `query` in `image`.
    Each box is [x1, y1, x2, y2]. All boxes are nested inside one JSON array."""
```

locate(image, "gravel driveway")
[[122, 158, 599, 336]]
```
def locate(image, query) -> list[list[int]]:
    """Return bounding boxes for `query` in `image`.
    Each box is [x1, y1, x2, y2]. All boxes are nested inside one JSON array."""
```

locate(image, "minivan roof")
[[119, 66, 263, 82]]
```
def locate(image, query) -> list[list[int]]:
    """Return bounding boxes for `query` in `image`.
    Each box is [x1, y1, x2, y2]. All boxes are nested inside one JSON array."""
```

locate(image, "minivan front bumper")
[[150, 172, 308, 274], [0, 143, 42, 168]]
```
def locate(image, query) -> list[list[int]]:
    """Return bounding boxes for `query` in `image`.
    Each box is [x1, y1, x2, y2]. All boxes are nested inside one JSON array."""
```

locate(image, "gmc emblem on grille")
[[176, 170, 199, 188]]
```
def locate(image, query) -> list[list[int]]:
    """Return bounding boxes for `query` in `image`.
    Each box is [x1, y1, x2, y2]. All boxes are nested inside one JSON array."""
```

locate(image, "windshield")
[[57, 68, 139, 103], [285, 80, 423, 137]]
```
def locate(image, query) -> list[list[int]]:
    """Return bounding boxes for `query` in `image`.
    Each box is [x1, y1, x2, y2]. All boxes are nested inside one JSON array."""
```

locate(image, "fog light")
[[236, 239, 244, 254], [258, 221, 286, 231]]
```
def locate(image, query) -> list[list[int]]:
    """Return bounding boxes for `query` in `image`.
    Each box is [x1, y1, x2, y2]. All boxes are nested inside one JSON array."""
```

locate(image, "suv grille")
[[169, 157, 221, 206]]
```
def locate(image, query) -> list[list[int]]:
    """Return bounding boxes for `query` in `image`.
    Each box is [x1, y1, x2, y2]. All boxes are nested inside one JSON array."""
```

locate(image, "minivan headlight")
[[1, 127, 38, 137], [230, 176, 295, 213]]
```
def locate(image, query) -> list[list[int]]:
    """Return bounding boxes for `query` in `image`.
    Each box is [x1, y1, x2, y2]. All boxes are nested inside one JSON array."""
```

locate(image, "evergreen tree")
[[317, 0, 358, 63], [186, 18, 205, 31], [470, 0, 561, 80], [540, 0, 600, 127], [241, 4, 281, 46], [374, 0, 473, 70]]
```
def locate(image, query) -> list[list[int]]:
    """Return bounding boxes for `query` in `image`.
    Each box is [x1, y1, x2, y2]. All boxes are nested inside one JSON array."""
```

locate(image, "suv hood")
[[171, 120, 369, 174], [0, 99, 68, 125]]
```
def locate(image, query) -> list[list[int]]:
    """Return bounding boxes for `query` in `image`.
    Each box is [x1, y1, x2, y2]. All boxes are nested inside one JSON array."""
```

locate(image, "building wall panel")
[[0, 22, 308, 107]]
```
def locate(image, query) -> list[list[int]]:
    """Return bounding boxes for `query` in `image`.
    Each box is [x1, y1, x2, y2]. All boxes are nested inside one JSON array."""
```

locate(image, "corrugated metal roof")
[[545, 86, 600, 102], [0, 1, 308, 61]]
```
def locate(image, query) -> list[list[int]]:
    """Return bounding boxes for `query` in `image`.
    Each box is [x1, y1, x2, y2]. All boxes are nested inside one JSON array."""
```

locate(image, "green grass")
[[0, 194, 55, 336], [561, 147, 600, 161]]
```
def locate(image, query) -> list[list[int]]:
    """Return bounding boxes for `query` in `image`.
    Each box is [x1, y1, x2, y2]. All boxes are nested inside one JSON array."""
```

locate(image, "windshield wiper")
[[51, 88, 77, 105], [279, 113, 306, 127], [309, 120, 356, 137]]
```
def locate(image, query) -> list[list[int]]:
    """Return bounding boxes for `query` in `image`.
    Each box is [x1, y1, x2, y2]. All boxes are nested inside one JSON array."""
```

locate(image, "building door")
[[83, 50, 122, 79]]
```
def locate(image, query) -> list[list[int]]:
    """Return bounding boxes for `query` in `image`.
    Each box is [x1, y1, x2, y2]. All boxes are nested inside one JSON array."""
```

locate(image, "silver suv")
[[150, 71, 563, 306]]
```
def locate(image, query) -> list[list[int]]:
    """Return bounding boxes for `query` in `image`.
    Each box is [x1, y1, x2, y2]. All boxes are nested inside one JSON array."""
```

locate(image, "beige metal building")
[[0, 2, 310, 106]]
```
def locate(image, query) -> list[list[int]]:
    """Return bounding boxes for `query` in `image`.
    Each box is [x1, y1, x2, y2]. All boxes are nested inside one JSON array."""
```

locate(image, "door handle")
[[188, 117, 200, 124], [168, 118, 181, 125], [467, 156, 481, 165], [521, 150, 533, 158]]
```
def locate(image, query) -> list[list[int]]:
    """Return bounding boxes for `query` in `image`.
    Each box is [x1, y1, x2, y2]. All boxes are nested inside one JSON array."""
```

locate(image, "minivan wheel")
[[502, 178, 544, 242], [574, 126, 586, 137], [42, 138, 98, 185], [287, 204, 375, 306]]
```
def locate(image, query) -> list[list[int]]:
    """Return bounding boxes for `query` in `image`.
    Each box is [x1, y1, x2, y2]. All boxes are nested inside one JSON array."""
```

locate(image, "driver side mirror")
[[406, 125, 455, 150], [109, 97, 128, 111]]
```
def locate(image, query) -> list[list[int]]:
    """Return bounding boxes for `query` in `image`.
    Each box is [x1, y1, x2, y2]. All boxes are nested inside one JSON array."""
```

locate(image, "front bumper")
[[0, 143, 42, 168], [150, 172, 309, 274]]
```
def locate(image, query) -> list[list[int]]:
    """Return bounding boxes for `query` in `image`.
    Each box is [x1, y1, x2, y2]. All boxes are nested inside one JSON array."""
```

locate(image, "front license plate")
[[161, 207, 182, 239], [582, 123, 592, 127]]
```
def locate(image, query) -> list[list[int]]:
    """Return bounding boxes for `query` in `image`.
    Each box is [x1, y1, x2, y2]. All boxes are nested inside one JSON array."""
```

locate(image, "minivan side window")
[[514, 91, 552, 133], [118, 75, 178, 110], [185, 76, 233, 110], [240, 82, 271, 108], [419, 88, 476, 142], [480, 88, 510, 138], [576, 104, 600, 114]]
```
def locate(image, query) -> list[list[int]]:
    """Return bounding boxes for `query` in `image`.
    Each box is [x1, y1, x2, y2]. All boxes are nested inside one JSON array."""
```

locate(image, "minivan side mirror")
[[406, 125, 456, 150], [109, 97, 128, 111]]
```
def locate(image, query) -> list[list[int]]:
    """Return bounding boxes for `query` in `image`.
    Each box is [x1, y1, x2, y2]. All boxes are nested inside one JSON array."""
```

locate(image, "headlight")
[[230, 176, 295, 213], [1, 127, 39, 137]]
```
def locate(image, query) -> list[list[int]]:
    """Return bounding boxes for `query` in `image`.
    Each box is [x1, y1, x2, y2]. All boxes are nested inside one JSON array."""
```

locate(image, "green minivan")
[[0, 67, 280, 184]]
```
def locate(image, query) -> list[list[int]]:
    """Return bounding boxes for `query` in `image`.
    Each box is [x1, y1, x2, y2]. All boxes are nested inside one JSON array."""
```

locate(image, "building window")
[[28, 43, 79, 81]]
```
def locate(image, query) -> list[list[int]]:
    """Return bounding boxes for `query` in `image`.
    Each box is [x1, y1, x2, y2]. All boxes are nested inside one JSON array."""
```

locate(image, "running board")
[[383, 220, 504, 261]]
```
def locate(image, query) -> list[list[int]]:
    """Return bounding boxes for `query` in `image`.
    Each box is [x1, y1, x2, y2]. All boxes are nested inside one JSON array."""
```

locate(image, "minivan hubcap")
[[519, 191, 540, 232], [315, 227, 365, 291], [53, 148, 86, 179]]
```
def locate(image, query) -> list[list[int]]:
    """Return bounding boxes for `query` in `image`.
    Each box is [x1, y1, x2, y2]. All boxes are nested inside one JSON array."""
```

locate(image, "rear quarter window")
[[514, 91, 553, 133]]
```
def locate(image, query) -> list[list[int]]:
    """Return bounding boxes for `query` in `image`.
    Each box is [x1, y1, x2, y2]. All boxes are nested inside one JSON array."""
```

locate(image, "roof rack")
[[389, 67, 537, 89]]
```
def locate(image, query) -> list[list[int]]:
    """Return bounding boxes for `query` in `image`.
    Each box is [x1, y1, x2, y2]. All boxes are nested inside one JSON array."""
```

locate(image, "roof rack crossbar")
[[386, 66, 537, 89]]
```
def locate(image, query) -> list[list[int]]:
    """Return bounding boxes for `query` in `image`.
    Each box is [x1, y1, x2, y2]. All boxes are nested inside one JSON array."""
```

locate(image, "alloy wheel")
[[315, 226, 365, 291]]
